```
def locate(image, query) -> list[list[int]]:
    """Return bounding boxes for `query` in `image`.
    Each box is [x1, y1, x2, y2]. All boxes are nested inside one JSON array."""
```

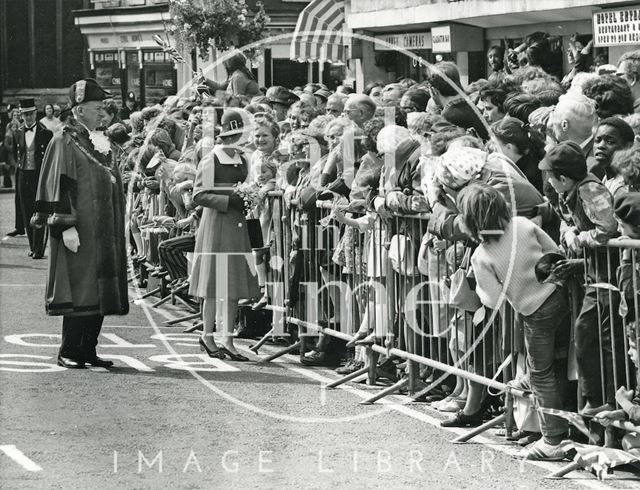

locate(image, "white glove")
[[62, 227, 80, 253]]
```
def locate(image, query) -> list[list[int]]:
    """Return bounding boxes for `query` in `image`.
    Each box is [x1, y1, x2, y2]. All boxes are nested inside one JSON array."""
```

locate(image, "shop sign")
[[593, 6, 640, 47], [431, 25, 452, 53], [374, 32, 432, 51]]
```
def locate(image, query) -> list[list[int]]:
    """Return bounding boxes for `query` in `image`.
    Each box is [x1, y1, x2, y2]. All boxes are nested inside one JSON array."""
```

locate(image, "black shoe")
[[219, 345, 249, 362], [28, 251, 34, 257], [198, 337, 225, 359], [57, 355, 85, 369], [440, 409, 484, 428], [301, 351, 329, 366], [32, 253, 44, 260], [336, 359, 364, 375], [86, 357, 114, 368], [6, 229, 25, 237]]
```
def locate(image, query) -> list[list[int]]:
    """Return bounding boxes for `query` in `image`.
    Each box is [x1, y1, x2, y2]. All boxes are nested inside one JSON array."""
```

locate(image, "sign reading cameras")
[[593, 7, 640, 47]]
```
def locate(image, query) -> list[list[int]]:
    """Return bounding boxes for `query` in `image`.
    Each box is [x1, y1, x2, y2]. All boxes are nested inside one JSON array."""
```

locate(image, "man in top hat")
[[265, 86, 299, 122], [118, 91, 138, 121], [10, 98, 53, 258], [32, 79, 129, 369]]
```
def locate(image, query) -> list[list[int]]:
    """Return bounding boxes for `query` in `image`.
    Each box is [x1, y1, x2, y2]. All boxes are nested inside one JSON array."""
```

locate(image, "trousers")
[[18, 169, 47, 255], [60, 314, 104, 361]]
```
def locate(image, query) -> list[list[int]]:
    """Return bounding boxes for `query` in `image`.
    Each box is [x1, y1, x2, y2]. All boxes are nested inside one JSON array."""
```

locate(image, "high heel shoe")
[[199, 337, 225, 359], [219, 345, 249, 362]]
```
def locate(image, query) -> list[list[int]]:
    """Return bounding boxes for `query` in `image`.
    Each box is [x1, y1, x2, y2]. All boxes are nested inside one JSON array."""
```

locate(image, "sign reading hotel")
[[593, 7, 640, 47], [374, 33, 432, 51], [431, 26, 452, 53]]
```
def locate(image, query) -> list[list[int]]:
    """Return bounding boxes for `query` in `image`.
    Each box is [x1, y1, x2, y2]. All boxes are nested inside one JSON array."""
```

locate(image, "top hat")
[[218, 108, 252, 138], [19, 98, 37, 113], [68, 78, 112, 107]]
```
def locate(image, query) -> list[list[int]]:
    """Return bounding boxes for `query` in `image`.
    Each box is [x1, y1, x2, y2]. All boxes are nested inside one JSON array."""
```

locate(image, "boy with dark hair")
[[539, 141, 625, 416]]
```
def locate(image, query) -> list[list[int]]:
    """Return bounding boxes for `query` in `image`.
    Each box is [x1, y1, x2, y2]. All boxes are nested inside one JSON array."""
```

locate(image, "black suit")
[[13, 122, 53, 255]]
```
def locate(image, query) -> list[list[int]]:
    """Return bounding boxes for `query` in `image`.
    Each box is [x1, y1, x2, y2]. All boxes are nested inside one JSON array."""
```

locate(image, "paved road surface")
[[0, 193, 638, 489]]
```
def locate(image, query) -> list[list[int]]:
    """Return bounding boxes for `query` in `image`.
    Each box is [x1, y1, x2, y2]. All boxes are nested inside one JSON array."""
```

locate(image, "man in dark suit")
[[12, 99, 53, 259]]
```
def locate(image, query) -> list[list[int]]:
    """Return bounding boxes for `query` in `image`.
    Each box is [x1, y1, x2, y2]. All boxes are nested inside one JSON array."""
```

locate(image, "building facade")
[[345, 0, 640, 89], [0, 0, 88, 109]]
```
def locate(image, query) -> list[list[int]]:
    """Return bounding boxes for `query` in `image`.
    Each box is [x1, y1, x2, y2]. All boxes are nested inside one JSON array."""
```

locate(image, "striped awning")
[[290, 0, 346, 63]]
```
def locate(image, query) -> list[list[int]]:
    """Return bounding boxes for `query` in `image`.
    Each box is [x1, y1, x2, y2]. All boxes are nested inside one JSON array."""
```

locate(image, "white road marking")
[[0, 284, 43, 287], [134, 295, 619, 488], [0, 445, 42, 472]]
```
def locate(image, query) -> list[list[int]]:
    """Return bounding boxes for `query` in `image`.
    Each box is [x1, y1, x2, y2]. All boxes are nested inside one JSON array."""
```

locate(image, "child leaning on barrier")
[[539, 141, 624, 417], [456, 182, 570, 461]]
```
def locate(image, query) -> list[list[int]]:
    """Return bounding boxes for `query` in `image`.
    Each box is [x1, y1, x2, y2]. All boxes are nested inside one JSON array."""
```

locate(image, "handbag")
[[448, 248, 482, 312], [388, 234, 418, 276]]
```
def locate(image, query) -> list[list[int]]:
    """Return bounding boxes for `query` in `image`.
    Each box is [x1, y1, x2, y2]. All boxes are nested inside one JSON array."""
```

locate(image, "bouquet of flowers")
[[233, 181, 262, 217]]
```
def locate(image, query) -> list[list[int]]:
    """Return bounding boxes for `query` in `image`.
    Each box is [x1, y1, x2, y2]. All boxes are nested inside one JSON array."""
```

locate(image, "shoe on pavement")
[[336, 360, 364, 375], [57, 355, 86, 369], [375, 359, 398, 382], [301, 351, 328, 366], [440, 409, 484, 428], [32, 253, 45, 260], [85, 357, 114, 368], [6, 229, 25, 237], [519, 438, 567, 461]]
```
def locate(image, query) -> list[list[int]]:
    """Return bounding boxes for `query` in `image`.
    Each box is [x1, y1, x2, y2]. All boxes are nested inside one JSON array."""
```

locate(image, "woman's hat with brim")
[[218, 108, 252, 138], [266, 86, 299, 106]]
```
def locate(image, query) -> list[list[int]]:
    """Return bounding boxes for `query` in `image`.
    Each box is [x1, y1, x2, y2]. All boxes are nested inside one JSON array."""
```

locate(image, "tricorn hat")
[[19, 98, 37, 113], [68, 78, 112, 107]]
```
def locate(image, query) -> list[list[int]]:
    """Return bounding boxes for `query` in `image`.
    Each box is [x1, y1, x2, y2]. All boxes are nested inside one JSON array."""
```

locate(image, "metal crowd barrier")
[[258, 191, 640, 469]]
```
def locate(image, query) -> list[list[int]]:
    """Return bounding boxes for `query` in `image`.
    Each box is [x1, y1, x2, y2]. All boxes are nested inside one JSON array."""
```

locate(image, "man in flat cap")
[[32, 79, 129, 369], [10, 98, 53, 258]]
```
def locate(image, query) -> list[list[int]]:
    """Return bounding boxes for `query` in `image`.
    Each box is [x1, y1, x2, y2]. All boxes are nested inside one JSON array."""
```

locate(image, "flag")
[[562, 441, 640, 480], [152, 34, 185, 64], [537, 406, 591, 440]]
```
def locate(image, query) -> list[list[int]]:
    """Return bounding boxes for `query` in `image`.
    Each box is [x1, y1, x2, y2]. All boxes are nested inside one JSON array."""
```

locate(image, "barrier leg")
[[138, 287, 161, 300], [183, 321, 203, 333], [164, 312, 201, 325], [174, 294, 199, 312], [366, 347, 378, 385], [504, 392, 515, 439], [249, 328, 274, 354], [152, 293, 173, 308], [261, 341, 301, 362], [326, 366, 369, 389], [360, 378, 408, 405], [545, 462, 581, 479], [451, 413, 506, 444]]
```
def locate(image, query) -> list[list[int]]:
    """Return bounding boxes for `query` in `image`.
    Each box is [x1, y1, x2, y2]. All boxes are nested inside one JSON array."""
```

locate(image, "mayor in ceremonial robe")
[[32, 79, 129, 369]]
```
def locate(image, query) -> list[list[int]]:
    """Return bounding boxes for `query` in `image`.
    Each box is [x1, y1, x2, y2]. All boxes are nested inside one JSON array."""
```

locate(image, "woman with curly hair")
[[583, 75, 635, 119], [613, 143, 640, 193]]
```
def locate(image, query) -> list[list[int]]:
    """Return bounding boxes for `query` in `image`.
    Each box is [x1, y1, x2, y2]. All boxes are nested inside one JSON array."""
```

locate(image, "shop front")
[[347, 0, 640, 88], [75, 5, 180, 106]]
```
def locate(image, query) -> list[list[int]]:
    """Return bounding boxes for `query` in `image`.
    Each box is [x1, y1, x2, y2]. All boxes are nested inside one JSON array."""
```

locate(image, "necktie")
[[25, 125, 36, 133]]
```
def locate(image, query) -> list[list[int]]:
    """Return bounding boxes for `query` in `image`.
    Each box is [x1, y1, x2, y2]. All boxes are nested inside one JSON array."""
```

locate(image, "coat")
[[188, 145, 259, 299], [34, 123, 129, 317], [11, 122, 53, 173]]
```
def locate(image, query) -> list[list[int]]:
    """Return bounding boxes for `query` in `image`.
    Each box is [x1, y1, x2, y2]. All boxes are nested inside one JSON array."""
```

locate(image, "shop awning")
[[289, 0, 346, 63]]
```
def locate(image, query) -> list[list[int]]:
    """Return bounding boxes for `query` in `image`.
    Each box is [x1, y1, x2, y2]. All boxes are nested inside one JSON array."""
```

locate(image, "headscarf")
[[435, 146, 487, 189]]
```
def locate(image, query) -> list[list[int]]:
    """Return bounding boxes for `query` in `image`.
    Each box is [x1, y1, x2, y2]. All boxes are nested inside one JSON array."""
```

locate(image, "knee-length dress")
[[189, 146, 259, 299]]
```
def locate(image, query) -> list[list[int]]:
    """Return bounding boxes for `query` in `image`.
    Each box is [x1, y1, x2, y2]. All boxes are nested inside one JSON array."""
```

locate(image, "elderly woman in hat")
[[189, 108, 259, 361]]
